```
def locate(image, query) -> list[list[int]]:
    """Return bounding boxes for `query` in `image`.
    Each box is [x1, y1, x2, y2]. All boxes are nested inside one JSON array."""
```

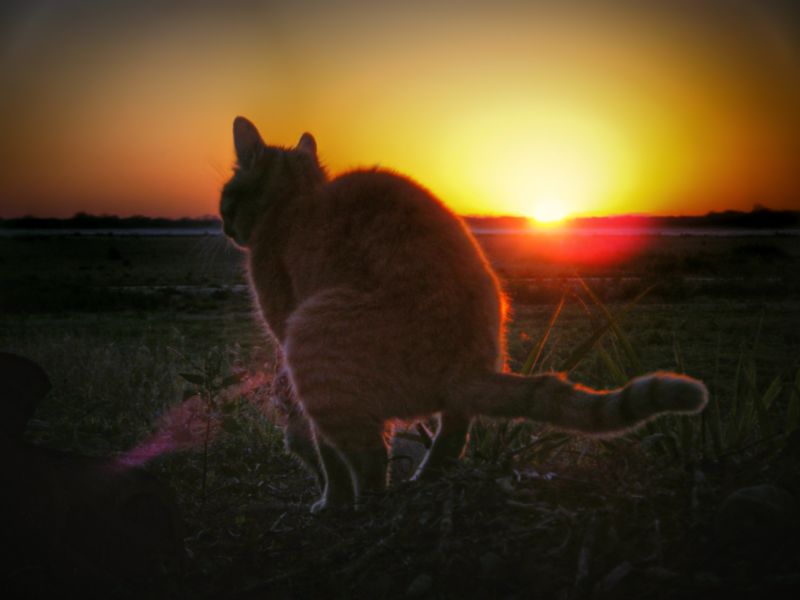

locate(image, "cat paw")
[[310, 498, 329, 514], [309, 496, 352, 515], [411, 462, 448, 483]]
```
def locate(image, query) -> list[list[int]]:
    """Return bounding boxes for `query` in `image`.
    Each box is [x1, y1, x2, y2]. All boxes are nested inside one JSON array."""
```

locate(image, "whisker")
[[206, 157, 230, 185]]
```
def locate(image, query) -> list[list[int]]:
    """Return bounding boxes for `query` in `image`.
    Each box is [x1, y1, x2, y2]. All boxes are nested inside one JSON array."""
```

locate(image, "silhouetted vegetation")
[[0, 212, 222, 231], [570, 206, 800, 230], [464, 215, 530, 230], [3, 206, 799, 233]]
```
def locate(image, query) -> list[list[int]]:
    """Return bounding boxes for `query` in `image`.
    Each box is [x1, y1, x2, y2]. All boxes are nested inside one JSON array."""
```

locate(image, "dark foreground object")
[[0, 353, 183, 599]]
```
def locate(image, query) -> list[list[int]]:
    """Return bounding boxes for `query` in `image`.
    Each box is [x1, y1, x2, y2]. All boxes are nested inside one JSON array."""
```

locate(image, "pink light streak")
[[115, 371, 273, 468]]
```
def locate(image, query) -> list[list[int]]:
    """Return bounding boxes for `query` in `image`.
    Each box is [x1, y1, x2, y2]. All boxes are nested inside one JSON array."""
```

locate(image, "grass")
[[2, 232, 800, 598]]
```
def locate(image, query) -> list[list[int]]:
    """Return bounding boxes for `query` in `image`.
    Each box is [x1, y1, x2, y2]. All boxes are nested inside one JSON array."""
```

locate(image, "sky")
[[1, 0, 799, 220]]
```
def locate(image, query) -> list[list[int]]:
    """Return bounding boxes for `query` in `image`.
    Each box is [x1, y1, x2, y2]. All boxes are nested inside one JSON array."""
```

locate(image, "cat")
[[220, 116, 708, 513]]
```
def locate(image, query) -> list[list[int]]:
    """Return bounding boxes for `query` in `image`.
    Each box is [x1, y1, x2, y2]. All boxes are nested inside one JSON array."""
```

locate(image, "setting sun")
[[433, 101, 639, 220], [530, 199, 569, 225]]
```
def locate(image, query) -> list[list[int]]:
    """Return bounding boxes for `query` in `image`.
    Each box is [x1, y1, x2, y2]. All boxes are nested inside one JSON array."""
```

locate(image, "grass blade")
[[787, 367, 800, 435], [734, 358, 759, 448], [761, 375, 783, 411], [672, 335, 685, 373], [559, 284, 654, 373], [727, 347, 745, 444], [596, 345, 628, 387], [678, 414, 694, 462], [521, 292, 566, 375], [578, 278, 645, 375], [529, 431, 572, 460], [705, 389, 723, 459]]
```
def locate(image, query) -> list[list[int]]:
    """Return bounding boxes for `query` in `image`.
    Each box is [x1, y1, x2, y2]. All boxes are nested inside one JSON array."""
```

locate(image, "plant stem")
[[201, 390, 212, 506]]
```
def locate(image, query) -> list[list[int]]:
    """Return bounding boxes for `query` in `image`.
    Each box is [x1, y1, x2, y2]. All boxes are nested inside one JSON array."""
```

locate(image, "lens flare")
[[115, 371, 271, 468]]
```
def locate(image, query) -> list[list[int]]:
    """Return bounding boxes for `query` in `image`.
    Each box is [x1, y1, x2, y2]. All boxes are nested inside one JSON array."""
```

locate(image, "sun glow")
[[530, 199, 569, 225], [438, 101, 639, 219]]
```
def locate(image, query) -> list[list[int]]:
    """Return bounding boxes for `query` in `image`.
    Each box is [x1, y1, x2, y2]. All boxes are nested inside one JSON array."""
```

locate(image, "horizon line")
[[1, 206, 798, 223]]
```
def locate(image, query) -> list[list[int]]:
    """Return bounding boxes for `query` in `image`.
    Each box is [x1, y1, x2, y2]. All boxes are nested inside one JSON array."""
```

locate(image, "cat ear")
[[296, 133, 317, 159], [233, 116, 264, 166]]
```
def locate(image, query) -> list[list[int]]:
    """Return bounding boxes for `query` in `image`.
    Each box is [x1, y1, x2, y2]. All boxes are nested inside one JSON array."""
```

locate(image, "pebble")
[[406, 573, 432, 597], [715, 484, 798, 546]]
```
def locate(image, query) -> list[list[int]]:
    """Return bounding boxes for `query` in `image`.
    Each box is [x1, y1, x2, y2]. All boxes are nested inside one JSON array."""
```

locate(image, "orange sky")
[[1, 0, 799, 219]]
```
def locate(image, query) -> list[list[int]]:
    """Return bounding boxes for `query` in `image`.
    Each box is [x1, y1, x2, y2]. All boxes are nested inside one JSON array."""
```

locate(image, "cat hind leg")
[[311, 413, 388, 512], [412, 411, 471, 481], [283, 408, 325, 490], [311, 436, 358, 513]]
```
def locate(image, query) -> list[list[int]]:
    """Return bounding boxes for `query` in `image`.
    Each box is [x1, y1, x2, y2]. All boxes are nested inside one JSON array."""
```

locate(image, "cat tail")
[[457, 371, 708, 436]]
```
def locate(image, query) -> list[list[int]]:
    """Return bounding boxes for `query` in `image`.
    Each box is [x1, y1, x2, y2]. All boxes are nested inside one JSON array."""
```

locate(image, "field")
[[2, 231, 800, 599]]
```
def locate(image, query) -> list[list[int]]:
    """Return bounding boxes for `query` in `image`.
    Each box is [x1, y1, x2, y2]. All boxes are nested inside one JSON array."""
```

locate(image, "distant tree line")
[[463, 216, 530, 230], [570, 207, 800, 230], [463, 208, 800, 230], [0, 213, 223, 230], [1, 207, 797, 231]]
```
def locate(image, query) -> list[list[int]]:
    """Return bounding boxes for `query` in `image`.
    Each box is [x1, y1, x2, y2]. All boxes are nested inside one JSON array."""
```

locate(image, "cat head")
[[220, 117, 325, 247]]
